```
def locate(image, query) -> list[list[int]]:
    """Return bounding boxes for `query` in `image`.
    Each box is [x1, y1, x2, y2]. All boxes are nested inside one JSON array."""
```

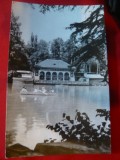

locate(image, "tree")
[[38, 5, 77, 14], [30, 33, 38, 51], [64, 38, 78, 63], [26, 33, 38, 57], [37, 5, 107, 79], [9, 13, 30, 70], [51, 38, 64, 59], [37, 39, 49, 60], [30, 39, 49, 65], [67, 5, 107, 71]]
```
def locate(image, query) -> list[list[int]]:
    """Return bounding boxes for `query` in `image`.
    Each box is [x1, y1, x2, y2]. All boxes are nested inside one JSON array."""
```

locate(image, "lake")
[[6, 79, 110, 150]]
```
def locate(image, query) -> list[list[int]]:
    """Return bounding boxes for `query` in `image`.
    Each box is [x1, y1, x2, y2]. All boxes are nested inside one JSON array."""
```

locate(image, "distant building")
[[14, 70, 32, 78], [78, 57, 104, 85], [33, 59, 75, 83], [33, 57, 105, 85], [79, 57, 100, 75]]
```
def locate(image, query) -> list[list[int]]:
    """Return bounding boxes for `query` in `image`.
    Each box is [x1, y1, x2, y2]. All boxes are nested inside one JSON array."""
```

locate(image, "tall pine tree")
[[9, 13, 30, 70]]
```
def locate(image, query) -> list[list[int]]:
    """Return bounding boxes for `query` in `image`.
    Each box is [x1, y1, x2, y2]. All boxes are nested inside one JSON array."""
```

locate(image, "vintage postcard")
[[6, 1, 111, 157]]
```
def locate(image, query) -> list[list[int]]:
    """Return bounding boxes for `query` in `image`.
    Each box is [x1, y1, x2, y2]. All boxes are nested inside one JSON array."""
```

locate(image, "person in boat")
[[50, 89, 54, 93], [33, 88, 39, 93], [41, 87, 47, 94], [20, 86, 28, 94]]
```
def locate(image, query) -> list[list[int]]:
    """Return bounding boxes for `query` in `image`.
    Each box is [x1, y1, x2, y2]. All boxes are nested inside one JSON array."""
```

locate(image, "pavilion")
[[33, 59, 75, 83]]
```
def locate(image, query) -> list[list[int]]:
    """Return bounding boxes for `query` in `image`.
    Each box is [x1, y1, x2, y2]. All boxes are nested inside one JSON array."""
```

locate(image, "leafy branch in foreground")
[[38, 5, 77, 14], [46, 109, 111, 150]]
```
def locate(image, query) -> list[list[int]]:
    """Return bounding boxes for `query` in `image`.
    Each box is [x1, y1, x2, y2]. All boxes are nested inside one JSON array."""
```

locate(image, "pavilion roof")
[[35, 59, 70, 69]]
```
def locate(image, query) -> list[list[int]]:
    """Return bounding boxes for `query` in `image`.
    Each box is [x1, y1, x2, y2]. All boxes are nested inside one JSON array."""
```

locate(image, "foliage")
[[10, 4, 107, 79], [46, 109, 111, 150], [31, 33, 38, 52], [96, 109, 110, 121], [38, 5, 77, 14], [37, 40, 49, 59], [63, 39, 78, 63], [51, 38, 65, 59], [67, 5, 107, 71], [30, 39, 49, 65], [37, 5, 107, 77], [9, 13, 30, 70]]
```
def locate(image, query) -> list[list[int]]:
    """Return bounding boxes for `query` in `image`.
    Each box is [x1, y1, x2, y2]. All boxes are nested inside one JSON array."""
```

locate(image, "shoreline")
[[6, 142, 111, 158], [10, 77, 107, 86]]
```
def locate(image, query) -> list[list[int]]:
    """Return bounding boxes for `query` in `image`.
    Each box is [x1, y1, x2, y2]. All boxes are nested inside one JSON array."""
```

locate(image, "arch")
[[58, 72, 63, 81], [46, 72, 51, 80], [64, 72, 69, 80], [52, 72, 57, 80], [40, 71, 45, 80], [86, 65, 89, 73], [80, 62, 85, 73], [91, 62, 97, 73]]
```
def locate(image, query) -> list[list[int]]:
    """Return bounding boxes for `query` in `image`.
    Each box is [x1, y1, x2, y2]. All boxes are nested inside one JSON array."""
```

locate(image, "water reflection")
[[6, 80, 110, 149], [12, 114, 61, 149], [20, 95, 48, 104]]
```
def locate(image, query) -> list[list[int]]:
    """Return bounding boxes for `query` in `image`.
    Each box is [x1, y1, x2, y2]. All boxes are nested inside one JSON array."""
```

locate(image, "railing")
[[35, 80, 89, 85]]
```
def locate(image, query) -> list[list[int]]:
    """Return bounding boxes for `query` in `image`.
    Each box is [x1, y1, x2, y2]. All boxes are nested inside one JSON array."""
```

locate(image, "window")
[[58, 72, 63, 81], [64, 72, 69, 80], [52, 72, 57, 80], [40, 71, 45, 80], [46, 72, 51, 80]]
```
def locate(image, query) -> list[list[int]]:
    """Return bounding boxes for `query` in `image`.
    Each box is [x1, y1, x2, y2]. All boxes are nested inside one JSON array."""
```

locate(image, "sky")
[[12, 1, 100, 44]]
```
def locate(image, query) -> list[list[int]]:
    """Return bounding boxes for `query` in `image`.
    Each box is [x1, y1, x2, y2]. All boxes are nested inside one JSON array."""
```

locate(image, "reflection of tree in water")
[[46, 109, 111, 150]]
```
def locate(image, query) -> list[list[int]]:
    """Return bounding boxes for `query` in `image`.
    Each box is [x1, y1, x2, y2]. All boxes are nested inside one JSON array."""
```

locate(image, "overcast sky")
[[12, 1, 100, 44]]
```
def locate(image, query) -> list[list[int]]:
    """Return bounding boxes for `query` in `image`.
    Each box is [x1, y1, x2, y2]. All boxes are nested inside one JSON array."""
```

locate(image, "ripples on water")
[[6, 80, 110, 149]]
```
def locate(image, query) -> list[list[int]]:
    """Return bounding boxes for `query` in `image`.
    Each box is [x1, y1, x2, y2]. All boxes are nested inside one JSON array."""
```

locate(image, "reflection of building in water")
[[33, 59, 75, 83]]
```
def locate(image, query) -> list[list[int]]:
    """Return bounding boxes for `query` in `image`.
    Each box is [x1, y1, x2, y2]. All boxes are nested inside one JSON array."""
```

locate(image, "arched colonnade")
[[39, 71, 70, 81]]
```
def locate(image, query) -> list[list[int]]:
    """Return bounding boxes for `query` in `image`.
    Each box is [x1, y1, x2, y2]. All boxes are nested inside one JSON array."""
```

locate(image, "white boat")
[[20, 88, 55, 96], [20, 92, 55, 96]]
